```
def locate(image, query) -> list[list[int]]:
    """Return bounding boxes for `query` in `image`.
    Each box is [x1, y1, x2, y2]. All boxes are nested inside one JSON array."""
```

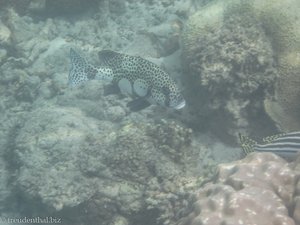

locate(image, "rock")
[[0, 21, 11, 45], [15, 106, 103, 210]]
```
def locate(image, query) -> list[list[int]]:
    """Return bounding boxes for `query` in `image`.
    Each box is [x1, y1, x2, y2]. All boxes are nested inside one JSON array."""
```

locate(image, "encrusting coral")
[[176, 153, 300, 225]]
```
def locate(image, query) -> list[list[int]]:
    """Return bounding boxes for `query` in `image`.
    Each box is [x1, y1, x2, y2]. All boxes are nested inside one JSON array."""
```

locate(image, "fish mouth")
[[174, 100, 186, 109]]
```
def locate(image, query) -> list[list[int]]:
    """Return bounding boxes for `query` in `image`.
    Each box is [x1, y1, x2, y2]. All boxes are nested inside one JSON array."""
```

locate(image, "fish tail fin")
[[238, 133, 257, 155], [69, 48, 97, 87]]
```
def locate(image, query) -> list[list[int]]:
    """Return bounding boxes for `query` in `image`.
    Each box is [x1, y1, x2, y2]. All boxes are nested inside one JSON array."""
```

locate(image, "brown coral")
[[176, 153, 300, 225]]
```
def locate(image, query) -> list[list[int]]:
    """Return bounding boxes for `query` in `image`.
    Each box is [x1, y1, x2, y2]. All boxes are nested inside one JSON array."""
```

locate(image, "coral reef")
[[0, 21, 11, 46], [0, 0, 98, 16], [147, 120, 192, 162], [12, 103, 214, 224], [0, 0, 32, 15], [182, 0, 300, 136], [181, 0, 278, 140], [176, 153, 300, 225], [0, 0, 256, 224], [253, 0, 300, 132], [44, 0, 98, 16], [0, 159, 10, 213], [290, 157, 300, 225], [15, 106, 104, 210], [144, 176, 199, 225]]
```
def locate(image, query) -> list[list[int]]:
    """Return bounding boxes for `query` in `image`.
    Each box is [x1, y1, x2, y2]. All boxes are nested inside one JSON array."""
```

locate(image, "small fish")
[[239, 131, 300, 159], [68, 48, 186, 111]]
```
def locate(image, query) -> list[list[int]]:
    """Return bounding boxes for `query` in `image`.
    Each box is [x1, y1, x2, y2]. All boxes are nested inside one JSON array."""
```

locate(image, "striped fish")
[[238, 131, 300, 159]]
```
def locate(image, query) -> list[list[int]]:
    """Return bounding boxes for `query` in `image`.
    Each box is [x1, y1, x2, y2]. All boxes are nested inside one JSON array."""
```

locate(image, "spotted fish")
[[68, 48, 185, 111], [239, 131, 300, 159]]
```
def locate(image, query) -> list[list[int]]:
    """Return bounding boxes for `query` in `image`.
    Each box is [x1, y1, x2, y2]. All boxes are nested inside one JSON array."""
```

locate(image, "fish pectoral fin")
[[103, 84, 120, 96], [127, 98, 151, 112]]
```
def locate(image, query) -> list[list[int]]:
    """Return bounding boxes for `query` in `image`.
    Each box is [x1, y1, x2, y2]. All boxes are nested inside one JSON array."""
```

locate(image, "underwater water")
[[0, 0, 300, 224]]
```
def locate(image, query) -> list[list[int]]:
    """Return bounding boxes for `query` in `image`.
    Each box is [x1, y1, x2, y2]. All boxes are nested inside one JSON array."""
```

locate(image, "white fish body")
[[239, 131, 300, 159], [69, 48, 186, 111]]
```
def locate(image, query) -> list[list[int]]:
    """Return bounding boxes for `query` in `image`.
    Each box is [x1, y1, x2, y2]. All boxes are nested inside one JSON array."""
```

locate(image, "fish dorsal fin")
[[262, 133, 285, 143], [98, 50, 121, 66]]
